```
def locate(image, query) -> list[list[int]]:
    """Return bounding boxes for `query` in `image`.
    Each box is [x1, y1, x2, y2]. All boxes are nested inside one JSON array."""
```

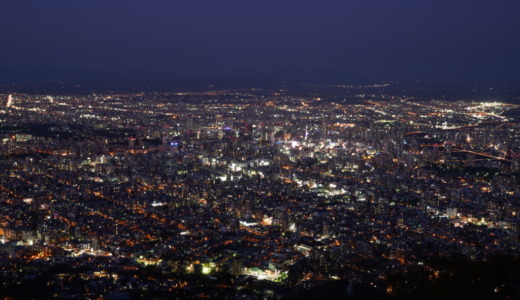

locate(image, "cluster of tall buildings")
[[0, 89, 519, 298]]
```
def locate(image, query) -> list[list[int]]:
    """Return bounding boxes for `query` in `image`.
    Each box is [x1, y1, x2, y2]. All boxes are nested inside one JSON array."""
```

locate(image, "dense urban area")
[[1, 83, 520, 299]]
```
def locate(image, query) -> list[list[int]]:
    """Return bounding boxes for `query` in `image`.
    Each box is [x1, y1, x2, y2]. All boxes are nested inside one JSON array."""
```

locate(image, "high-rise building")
[[128, 137, 136, 149], [512, 153, 520, 172], [6, 94, 13, 108], [230, 258, 243, 276], [186, 116, 194, 129]]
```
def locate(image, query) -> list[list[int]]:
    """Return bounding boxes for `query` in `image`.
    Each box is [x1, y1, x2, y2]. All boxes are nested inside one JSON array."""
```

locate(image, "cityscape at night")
[[1, 0, 520, 299], [0, 85, 520, 298]]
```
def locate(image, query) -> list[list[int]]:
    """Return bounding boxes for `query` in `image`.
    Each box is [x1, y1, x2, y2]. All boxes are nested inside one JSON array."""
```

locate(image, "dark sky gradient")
[[1, 0, 520, 82]]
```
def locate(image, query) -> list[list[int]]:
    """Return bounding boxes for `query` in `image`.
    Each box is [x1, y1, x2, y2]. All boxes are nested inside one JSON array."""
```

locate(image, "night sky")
[[1, 0, 520, 83]]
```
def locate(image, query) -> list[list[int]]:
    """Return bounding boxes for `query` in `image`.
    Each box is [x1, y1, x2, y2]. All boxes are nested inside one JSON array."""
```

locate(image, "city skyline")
[[1, 1, 520, 299], [0, 86, 520, 298]]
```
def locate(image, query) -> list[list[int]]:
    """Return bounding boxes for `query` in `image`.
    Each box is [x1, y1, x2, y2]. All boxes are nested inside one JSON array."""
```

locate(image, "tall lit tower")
[[6, 94, 13, 108]]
